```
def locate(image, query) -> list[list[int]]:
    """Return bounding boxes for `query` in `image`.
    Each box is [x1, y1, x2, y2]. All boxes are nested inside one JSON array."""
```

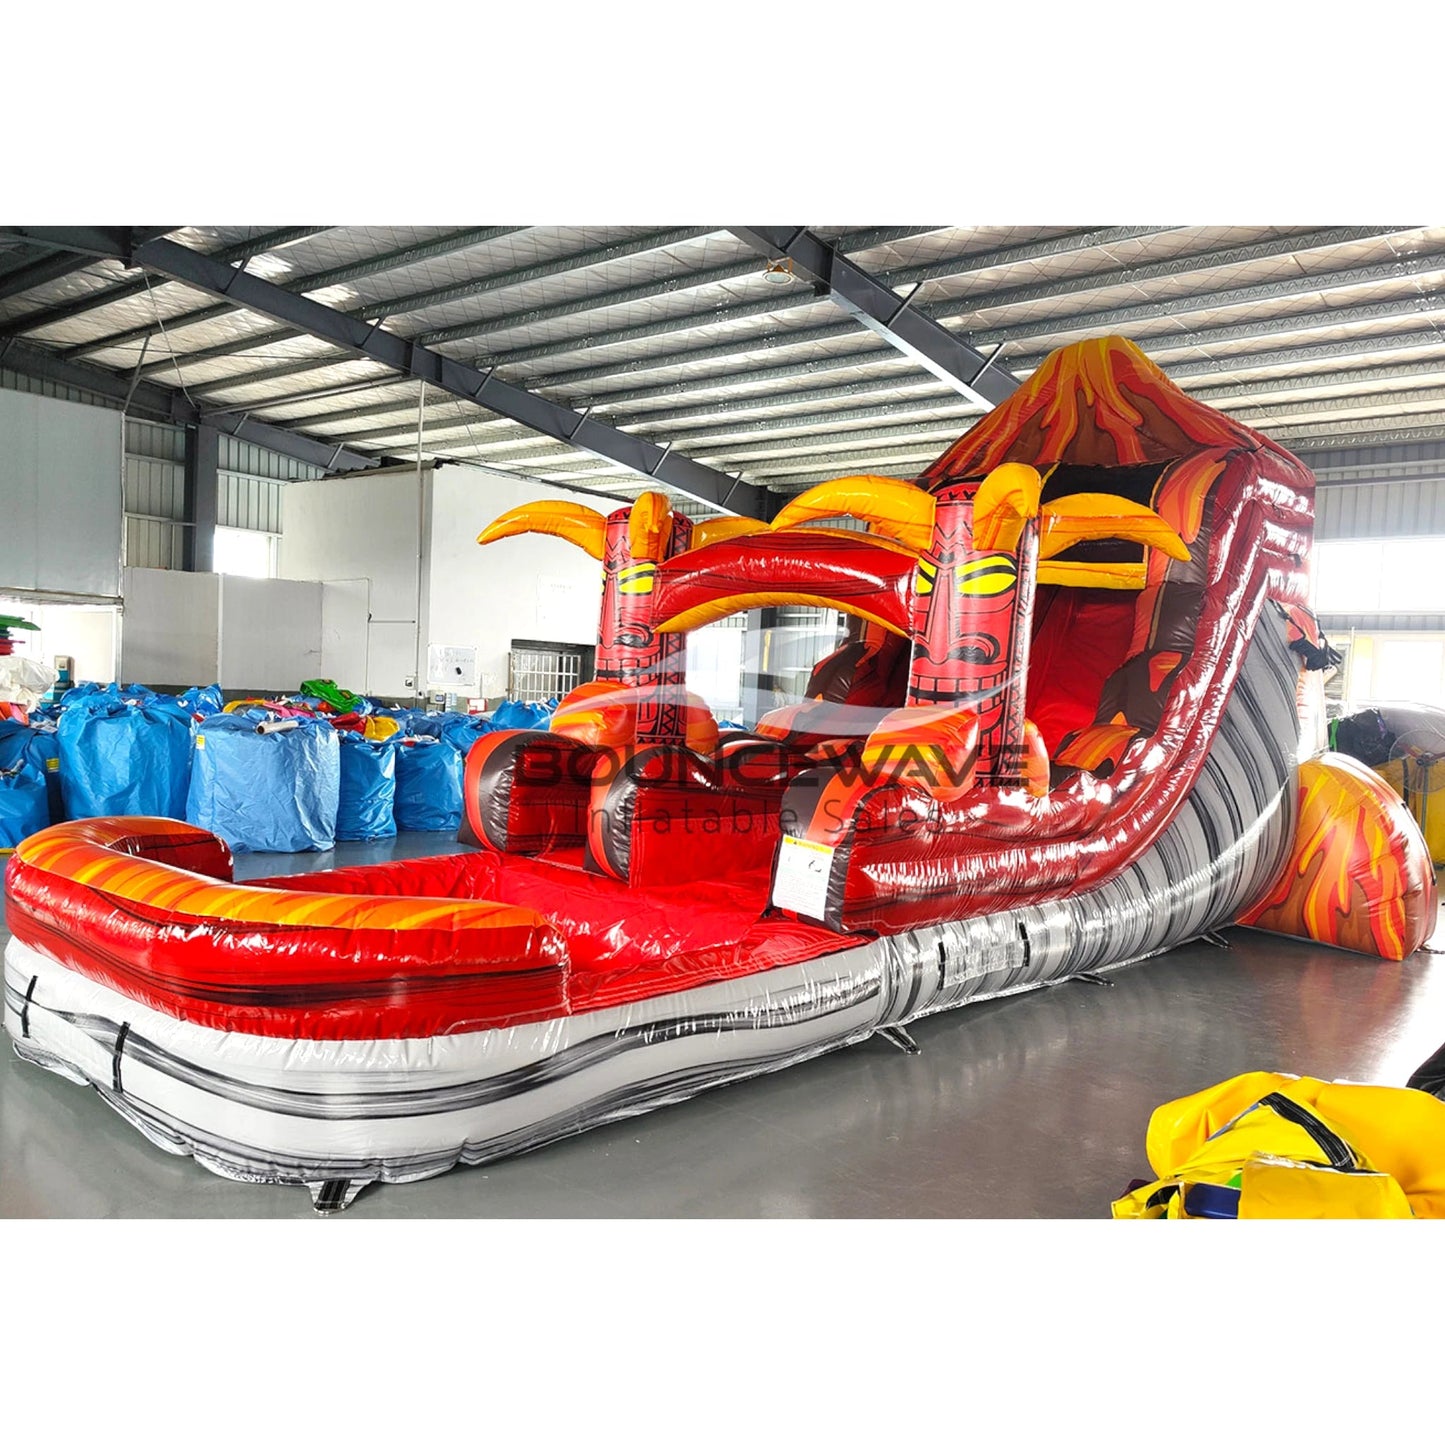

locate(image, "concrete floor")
[[2, 833, 1441, 1220]]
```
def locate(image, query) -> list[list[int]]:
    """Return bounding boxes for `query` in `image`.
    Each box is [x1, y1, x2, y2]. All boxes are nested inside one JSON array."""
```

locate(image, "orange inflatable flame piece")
[[691, 517, 768, 551], [970, 463, 1043, 552], [858, 704, 982, 803], [1037, 493, 1191, 563], [16, 819, 555, 939], [771, 475, 936, 553], [626, 491, 675, 564], [477, 500, 607, 560]]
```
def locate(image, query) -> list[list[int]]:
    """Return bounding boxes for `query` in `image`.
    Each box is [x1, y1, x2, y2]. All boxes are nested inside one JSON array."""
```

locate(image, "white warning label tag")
[[771, 835, 836, 919]]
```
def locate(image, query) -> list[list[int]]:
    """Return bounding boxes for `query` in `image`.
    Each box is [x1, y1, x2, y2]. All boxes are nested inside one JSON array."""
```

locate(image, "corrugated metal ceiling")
[[2, 222, 1443, 510]]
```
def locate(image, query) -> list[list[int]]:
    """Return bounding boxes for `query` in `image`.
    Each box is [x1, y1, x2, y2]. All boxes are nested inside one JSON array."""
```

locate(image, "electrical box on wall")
[[426, 644, 479, 691]]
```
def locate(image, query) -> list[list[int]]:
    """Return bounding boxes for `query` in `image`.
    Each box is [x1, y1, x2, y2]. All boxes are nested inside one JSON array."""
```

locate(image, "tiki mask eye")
[[618, 562, 657, 595], [955, 556, 1017, 596]]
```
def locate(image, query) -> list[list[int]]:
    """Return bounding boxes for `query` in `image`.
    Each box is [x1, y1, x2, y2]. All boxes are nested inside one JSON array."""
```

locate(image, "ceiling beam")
[[67, 225, 532, 363], [415, 223, 942, 351], [574, 337, 1445, 435], [0, 227, 175, 262], [129, 236, 769, 517], [1188, 357, 1445, 407], [1267, 416, 1445, 447], [115, 224, 1423, 436], [520, 292, 1445, 421], [729, 225, 1021, 407], [0, 337, 380, 473], [202, 226, 1175, 415], [320, 355, 1445, 461], [276, 334, 1445, 464], [519, 227, 1429, 397], [0, 227, 332, 338], [129, 226, 719, 385], [0, 249, 105, 304], [218, 233, 945, 434]]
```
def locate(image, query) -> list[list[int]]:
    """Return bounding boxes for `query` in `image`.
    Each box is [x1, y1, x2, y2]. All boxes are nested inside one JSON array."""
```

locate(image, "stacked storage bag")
[[393, 736, 463, 832], [439, 715, 495, 757], [337, 732, 397, 842], [0, 719, 63, 825], [1, 755, 49, 856], [490, 698, 557, 730], [58, 690, 192, 820], [187, 711, 340, 853], [178, 684, 225, 718]]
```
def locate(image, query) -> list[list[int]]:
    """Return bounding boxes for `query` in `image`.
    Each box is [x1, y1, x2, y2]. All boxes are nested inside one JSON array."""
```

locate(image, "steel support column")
[[729, 226, 1020, 408], [184, 424, 220, 573], [131, 236, 770, 517]]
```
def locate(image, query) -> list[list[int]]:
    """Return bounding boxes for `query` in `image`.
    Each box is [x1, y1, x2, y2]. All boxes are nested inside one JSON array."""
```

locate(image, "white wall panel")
[[428, 464, 600, 703], [37, 606, 119, 685], [283, 463, 610, 703], [218, 576, 324, 692], [321, 579, 371, 690], [119, 567, 220, 686], [0, 388, 123, 599], [281, 466, 427, 700], [281, 468, 422, 619], [365, 620, 421, 699]]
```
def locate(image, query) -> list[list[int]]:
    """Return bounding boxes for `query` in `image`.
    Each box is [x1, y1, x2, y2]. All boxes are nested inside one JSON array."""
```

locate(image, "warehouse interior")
[[4, 15, 1444, 1426], [3, 217, 1441, 1215]]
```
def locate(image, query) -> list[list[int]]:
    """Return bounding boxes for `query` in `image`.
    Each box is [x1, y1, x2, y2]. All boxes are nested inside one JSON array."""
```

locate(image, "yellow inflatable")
[[1113, 1071, 1445, 1219]]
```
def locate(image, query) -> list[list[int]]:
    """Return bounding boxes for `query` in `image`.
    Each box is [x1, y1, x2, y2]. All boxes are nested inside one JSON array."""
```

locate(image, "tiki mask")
[[907, 478, 1038, 787], [596, 503, 694, 744]]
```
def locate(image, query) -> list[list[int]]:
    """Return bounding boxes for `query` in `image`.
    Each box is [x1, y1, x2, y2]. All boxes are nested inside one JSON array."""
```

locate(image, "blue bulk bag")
[[53, 682, 101, 710], [58, 695, 192, 820], [0, 722, 63, 824], [145, 693, 195, 725], [26, 727, 62, 824], [367, 703, 411, 723], [186, 712, 339, 853], [178, 684, 224, 717], [490, 699, 555, 730], [439, 715, 496, 756], [337, 733, 397, 841], [0, 765, 49, 855], [0, 720, 31, 773], [393, 737, 463, 832]]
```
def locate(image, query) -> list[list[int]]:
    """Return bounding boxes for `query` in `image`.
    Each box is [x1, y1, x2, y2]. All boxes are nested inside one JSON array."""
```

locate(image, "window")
[[1344, 633, 1445, 710], [506, 640, 595, 703], [212, 527, 277, 579]]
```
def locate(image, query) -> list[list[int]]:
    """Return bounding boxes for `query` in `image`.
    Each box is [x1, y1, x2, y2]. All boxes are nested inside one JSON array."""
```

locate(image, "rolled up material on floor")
[[256, 718, 301, 735]]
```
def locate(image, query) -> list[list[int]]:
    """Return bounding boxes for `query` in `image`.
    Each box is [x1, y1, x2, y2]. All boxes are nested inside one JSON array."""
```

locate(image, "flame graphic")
[[1241, 756, 1439, 961]]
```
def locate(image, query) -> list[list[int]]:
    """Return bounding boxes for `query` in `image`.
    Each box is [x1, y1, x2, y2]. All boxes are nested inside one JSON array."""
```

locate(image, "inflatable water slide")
[[4, 336, 1436, 1210]]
